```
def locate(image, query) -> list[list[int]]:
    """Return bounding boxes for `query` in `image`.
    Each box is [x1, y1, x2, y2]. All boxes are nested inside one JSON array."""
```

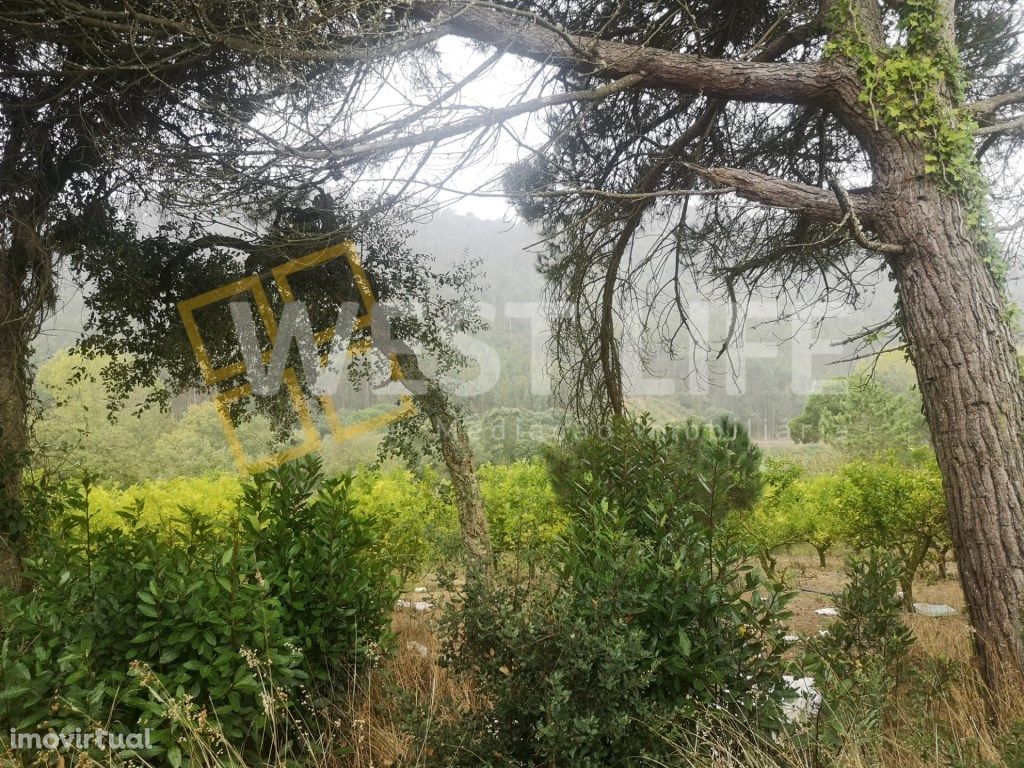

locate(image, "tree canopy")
[[4, 0, 1024, 691]]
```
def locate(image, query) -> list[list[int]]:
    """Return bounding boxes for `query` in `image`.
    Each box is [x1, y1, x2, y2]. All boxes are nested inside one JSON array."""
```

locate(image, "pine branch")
[[414, 1, 839, 107]]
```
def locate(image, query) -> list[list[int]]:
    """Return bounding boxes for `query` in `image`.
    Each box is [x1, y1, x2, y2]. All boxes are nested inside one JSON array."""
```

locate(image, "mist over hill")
[[33, 208, 938, 443]]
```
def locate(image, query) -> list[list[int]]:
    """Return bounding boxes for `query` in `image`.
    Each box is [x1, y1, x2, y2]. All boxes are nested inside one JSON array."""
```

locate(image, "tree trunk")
[[902, 538, 934, 612], [429, 405, 493, 577], [0, 264, 28, 591], [938, 544, 951, 580], [396, 353, 493, 576], [899, 577, 915, 613], [814, 544, 828, 569], [877, 156, 1024, 691]]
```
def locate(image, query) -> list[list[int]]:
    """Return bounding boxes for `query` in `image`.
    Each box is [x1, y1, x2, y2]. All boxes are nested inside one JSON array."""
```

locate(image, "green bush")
[[350, 467, 460, 581], [0, 458, 396, 764], [546, 414, 763, 524], [431, 419, 792, 767], [477, 459, 566, 566], [87, 474, 244, 532], [729, 458, 808, 575], [833, 456, 948, 605], [352, 461, 566, 580], [800, 549, 915, 750]]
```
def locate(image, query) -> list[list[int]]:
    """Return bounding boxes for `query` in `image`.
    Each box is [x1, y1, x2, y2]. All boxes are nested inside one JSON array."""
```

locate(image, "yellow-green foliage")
[[738, 454, 949, 592], [87, 475, 244, 531], [82, 461, 567, 582], [736, 461, 848, 570], [780, 473, 852, 561], [835, 458, 948, 599], [350, 467, 460, 582], [478, 459, 566, 563], [350, 461, 566, 580]]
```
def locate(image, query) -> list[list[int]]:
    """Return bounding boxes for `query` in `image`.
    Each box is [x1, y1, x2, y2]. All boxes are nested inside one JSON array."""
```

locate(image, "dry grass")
[[5, 562, 1023, 768], [338, 556, 1024, 768], [330, 583, 479, 768], [337, 610, 477, 768]]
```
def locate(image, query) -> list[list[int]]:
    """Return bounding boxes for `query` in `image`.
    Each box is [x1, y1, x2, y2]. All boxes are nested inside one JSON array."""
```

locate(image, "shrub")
[[477, 460, 566, 567], [350, 467, 460, 582], [0, 458, 396, 765], [240, 460, 398, 670], [836, 456, 948, 605], [546, 414, 763, 525], [781, 472, 850, 568], [818, 550, 916, 680], [730, 458, 807, 575], [87, 474, 244, 532], [431, 419, 793, 767], [801, 549, 915, 749]]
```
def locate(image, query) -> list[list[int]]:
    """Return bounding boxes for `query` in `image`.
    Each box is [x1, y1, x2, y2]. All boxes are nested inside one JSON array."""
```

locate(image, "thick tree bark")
[[395, 353, 493, 575], [0, 264, 28, 591], [427, 405, 493, 576], [876, 151, 1024, 691]]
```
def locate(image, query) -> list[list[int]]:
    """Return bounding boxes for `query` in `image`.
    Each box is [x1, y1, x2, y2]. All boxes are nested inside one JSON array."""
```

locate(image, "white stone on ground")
[[913, 602, 957, 617]]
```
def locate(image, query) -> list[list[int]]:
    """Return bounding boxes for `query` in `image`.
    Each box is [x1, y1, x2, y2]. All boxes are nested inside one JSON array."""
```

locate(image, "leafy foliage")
[[801, 550, 916, 748], [788, 357, 930, 460], [477, 459, 566, 566], [0, 458, 395, 764], [350, 466, 460, 582], [86, 475, 243, 532], [735, 451, 948, 595], [34, 352, 277, 484], [730, 458, 844, 574], [835, 457, 948, 605], [431, 417, 792, 767], [547, 414, 764, 527], [351, 461, 567, 579]]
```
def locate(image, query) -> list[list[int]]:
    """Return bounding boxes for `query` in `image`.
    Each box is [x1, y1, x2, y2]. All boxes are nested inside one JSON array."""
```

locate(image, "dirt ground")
[[397, 550, 974, 663], [779, 549, 973, 660]]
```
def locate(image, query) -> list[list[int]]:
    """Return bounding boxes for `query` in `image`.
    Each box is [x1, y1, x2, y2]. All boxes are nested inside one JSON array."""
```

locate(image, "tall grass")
[[4, 564, 1022, 768], [15, 611, 1012, 768]]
